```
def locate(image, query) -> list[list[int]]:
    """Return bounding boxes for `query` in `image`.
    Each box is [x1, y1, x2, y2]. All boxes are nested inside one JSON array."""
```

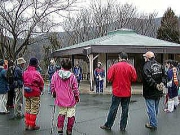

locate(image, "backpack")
[[6, 66, 15, 84], [150, 62, 163, 82]]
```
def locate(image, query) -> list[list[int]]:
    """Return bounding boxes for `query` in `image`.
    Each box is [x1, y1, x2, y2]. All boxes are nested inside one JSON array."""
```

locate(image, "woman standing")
[[0, 59, 9, 114], [164, 60, 179, 112], [23, 58, 44, 130], [51, 59, 79, 135]]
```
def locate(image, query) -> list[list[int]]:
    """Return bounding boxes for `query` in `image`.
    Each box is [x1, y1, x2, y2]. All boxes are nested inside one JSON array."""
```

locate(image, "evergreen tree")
[[157, 8, 179, 43]]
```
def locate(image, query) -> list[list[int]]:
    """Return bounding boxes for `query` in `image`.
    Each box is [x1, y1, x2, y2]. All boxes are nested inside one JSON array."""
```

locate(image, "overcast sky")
[[121, 0, 180, 17], [82, 0, 180, 17]]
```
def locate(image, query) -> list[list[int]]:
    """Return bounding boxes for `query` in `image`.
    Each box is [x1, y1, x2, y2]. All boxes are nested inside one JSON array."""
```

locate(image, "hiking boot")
[[28, 125, 40, 131], [145, 123, 157, 130], [66, 130, 72, 135], [58, 129, 63, 135], [120, 127, 126, 132], [100, 125, 111, 130]]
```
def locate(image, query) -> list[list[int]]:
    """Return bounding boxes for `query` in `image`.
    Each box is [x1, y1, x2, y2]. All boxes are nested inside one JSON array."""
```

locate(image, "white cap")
[[17, 57, 26, 65]]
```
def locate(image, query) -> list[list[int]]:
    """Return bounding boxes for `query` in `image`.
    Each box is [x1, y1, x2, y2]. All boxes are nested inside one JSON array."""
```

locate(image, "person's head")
[[8, 60, 14, 67], [50, 59, 55, 65], [119, 52, 128, 61], [75, 61, 79, 66], [0, 59, 4, 66], [17, 57, 26, 67], [61, 59, 72, 70], [29, 57, 38, 67], [143, 51, 155, 62], [97, 62, 102, 68], [165, 59, 173, 69]]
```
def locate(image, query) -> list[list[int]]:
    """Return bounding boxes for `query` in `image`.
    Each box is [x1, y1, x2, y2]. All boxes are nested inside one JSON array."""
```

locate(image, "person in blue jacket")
[[73, 61, 82, 87], [0, 59, 9, 114], [94, 62, 105, 93], [47, 59, 56, 93]]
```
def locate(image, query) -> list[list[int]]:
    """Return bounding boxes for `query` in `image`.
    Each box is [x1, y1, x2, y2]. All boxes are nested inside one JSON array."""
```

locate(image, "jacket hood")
[[58, 69, 72, 79]]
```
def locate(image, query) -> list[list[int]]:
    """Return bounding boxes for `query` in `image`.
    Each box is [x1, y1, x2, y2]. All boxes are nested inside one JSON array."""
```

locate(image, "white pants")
[[0, 94, 8, 113], [167, 96, 179, 112]]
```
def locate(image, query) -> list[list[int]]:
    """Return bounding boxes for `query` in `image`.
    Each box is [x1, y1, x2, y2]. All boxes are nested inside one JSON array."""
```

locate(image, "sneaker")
[[145, 123, 157, 130], [164, 109, 171, 113], [100, 125, 111, 130], [120, 127, 125, 132], [0, 111, 10, 115]]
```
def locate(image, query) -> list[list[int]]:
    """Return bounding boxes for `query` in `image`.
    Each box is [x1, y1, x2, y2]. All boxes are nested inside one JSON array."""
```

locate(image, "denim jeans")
[[104, 95, 130, 129], [96, 80, 103, 93], [145, 99, 160, 127]]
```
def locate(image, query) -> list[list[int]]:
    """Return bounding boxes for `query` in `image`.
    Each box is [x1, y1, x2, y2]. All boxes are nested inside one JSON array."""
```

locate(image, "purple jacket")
[[51, 69, 79, 107]]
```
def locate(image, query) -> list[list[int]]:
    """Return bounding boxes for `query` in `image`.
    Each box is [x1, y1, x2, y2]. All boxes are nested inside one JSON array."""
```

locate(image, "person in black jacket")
[[142, 51, 165, 130]]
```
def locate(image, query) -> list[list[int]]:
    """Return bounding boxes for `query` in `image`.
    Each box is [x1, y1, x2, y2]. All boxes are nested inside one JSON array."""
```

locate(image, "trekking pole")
[[50, 104, 56, 134]]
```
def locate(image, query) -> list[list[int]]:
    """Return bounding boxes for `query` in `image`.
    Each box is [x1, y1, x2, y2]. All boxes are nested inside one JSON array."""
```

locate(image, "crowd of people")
[[0, 51, 180, 134]]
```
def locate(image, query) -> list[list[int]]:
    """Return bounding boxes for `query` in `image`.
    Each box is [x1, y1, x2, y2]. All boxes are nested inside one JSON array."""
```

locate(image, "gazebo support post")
[[87, 54, 99, 91]]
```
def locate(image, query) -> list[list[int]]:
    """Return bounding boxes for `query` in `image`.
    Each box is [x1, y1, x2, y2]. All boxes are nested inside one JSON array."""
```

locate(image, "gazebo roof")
[[52, 29, 180, 57]]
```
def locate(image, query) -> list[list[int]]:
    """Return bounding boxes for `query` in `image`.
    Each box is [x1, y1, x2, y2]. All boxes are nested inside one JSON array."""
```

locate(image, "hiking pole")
[[50, 104, 56, 134]]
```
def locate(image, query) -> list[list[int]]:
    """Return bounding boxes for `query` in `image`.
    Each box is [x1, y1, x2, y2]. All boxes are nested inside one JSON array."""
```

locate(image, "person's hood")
[[58, 69, 72, 80]]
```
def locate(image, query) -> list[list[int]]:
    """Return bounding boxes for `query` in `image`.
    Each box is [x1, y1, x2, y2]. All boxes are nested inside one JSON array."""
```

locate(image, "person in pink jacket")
[[23, 58, 44, 131], [51, 59, 79, 135]]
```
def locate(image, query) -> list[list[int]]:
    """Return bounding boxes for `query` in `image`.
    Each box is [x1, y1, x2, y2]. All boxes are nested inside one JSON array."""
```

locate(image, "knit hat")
[[0, 59, 4, 66], [29, 57, 38, 66]]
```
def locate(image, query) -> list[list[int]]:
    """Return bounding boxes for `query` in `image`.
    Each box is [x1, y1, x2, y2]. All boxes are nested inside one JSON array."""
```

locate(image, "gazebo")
[[52, 29, 180, 90]]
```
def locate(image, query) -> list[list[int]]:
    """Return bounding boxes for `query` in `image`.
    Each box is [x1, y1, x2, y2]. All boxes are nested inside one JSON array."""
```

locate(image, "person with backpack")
[[164, 60, 179, 112], [6, 60, 15, 108], [0, 59, 10, 114], [23, 58, 44, 130], [51, 59, 79, 135], [13, 57, 26, 119], [142, 51, 166, 130]]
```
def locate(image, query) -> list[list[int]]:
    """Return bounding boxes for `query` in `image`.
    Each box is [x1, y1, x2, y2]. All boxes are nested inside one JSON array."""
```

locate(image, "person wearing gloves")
[[142, 51, 166, 130], [51, 59, 79, 135], [23, 58, 44, 131]]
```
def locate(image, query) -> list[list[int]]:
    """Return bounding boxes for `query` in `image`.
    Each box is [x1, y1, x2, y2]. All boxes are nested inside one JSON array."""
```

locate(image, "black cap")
[[29, 57, 38, 66]]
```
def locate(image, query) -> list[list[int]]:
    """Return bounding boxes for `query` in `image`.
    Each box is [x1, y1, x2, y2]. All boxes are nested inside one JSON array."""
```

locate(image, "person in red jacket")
[[23, 58, 44, 131], [100, 52, 137, 131]]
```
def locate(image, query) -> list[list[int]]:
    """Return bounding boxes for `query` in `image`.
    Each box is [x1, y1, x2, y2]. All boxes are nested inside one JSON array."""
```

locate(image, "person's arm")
[[50, 74, 55, 93], [143, 65, 157, 88], [130, 66, 137, 82], [107, 66, 114, 82], [72, 75, 79, 102], [38, 74, 44, 92]]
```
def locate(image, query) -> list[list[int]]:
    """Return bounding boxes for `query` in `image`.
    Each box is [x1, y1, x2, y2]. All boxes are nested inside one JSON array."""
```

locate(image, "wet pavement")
[[0, 91, 180, 135]]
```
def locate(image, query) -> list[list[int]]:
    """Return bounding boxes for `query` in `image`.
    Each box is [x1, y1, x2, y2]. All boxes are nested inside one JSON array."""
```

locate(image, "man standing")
[[13, 57, 26, 119], [100, 52, 137, 131], [47, 59, 56, 93], [142, 51, 165, 130], [94, 62, 105, 93]]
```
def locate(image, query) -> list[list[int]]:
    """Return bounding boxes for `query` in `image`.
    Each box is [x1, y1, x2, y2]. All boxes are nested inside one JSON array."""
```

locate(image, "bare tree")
[[0, 0, 78, 60]]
